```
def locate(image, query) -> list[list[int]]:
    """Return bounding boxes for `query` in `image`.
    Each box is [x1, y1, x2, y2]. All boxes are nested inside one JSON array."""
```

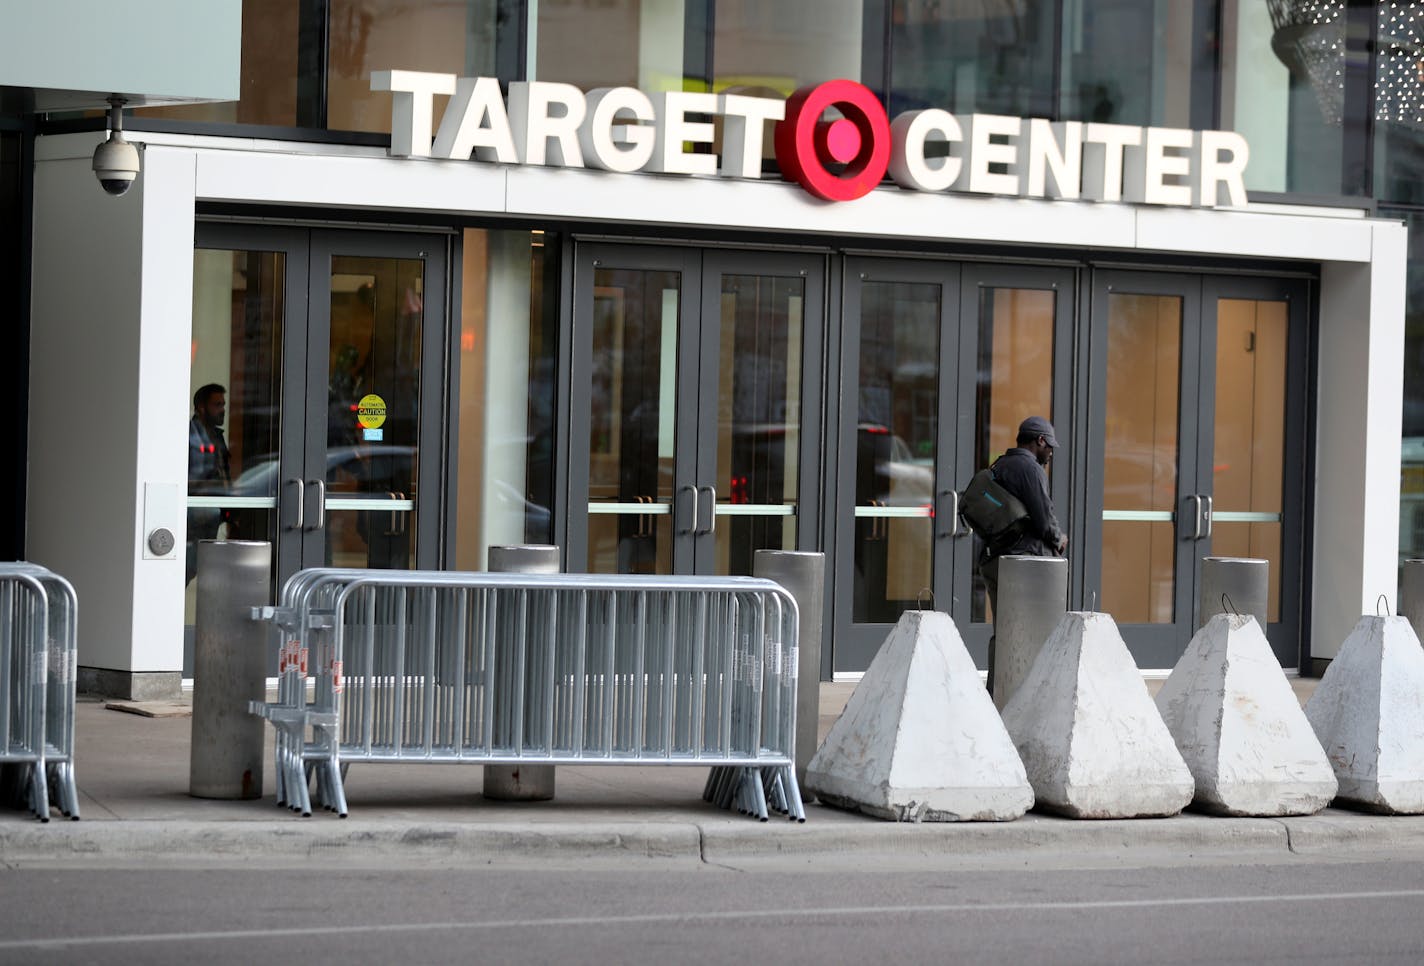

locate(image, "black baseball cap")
[[1019, 416, 1057, 448]]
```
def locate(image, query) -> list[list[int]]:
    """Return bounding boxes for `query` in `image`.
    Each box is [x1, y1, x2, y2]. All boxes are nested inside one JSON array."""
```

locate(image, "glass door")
[[832, 259, 1072, 674], [567, 245, 824, 576], [296, 232, 447, 575], [188, 227, 448, 672], [1085, 272, 1306, 668]]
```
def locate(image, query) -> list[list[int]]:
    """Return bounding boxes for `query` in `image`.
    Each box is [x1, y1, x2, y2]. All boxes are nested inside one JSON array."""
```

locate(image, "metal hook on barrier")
[[1089, 590, 1098, 612], [1378, 594, 1392, 617], [917, 588, 934, 611], [1221, 592, 1239, 617]]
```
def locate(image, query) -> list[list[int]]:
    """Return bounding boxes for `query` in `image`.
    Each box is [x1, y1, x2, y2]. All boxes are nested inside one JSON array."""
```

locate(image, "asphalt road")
[[2, 849, 1424, 965]]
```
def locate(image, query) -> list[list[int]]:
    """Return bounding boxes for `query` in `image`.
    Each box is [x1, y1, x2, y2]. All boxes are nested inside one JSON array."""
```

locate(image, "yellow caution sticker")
[[356, 393, 387, 429]]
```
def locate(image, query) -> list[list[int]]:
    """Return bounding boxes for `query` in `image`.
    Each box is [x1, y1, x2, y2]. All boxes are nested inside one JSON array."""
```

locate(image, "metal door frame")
[[1197, 274, 1310, 668], [565, 242, 827, 575], [191, 223, 449, 587], [831, 257, 961, 673], [1085, 270, 1208, 668], [695, 249, 827, 573], [565, 243, 702, 574], [956, 262, 1077, 663]]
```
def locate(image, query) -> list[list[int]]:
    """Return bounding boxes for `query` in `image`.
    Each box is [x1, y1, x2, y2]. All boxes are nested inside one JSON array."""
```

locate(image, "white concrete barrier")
[[1001, 612, 1194, 818], [1156, 613, 1336, 816], [1305, 615, 1424, 814], [806, 610, 1033, 822]]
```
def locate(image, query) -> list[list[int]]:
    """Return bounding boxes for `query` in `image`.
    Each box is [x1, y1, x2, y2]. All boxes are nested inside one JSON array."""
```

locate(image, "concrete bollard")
[[992, 556, 1068, 710], [483, 544, 559, 802], [189, 540, 271, 799], [753, 550, 825, 792], [1400, 560, 1424, 643], [1199, 557, 1268, 630]]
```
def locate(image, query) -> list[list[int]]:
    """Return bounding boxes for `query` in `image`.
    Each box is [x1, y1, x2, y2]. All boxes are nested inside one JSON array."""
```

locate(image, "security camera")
[[92, 96, 139, 196]]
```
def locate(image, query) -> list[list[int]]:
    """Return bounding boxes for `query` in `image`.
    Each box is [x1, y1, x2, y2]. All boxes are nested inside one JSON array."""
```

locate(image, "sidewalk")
[[6, 679, 1424, 867]]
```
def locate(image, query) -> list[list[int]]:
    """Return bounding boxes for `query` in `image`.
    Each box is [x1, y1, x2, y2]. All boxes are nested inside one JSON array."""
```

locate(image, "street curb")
[[0, 820, 706, 865], [699, 813, 1291, 860], [5, 810, 1424, 866]]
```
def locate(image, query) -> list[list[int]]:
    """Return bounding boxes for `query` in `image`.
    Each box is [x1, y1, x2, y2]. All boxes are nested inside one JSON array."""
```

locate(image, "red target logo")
[[775, 79, 891, 202]]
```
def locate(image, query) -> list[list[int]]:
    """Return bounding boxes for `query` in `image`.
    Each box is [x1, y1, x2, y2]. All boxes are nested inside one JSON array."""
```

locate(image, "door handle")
[[283, 478, 304, 531], [1202, 495, 1213, 539], [305, 479, 326, 531], [677, 485, 697, 534], [938, 489, 961, 539], [699, 485, 717, 536], [1185, 494, 1202, 540]]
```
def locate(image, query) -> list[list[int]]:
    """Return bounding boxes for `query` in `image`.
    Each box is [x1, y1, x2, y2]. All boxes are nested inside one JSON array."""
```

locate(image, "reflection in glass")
[[1211, 299, 1287, 621], [1102, 293, 1181, 624], [714, 0, 863, 97], [1060, 0, 1212, 128], [713, 274, 804, 575], [587, 268, 680, 574], [971, 287, 1056, 622], [186, 248, 284, 626], [327, 0, 500, 132], [1224, 1, 1347, 195], [139, 0, 305, 125], [1376, 4, 1424, 203], [536, 0, 686, 92], [853, 281, 938, 624], [323, 256, 423, 568], [454, 230, 559, 569], [890, 0, 1055, 117]]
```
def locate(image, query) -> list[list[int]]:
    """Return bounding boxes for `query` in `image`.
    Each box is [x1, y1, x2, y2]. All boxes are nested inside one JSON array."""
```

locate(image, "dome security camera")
[[93, 96, 139, 197]]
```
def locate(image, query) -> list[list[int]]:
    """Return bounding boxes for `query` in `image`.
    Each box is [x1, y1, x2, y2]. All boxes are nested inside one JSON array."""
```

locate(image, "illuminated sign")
[[375, 71, 1249, 208]]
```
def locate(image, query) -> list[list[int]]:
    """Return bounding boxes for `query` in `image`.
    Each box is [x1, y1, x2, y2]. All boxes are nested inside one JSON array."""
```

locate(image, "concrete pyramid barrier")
[[806, 610, 1032, 822], [1001, 612, 1194, 818], [1155, 613, 1336, 816], [1305, 616, 1424, 814]]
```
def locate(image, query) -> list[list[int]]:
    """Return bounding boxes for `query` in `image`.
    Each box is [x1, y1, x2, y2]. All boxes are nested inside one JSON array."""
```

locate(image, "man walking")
[[981, 416, 1067, 692]]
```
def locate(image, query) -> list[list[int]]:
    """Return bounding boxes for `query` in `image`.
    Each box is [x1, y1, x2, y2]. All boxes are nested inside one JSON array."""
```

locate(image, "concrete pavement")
[[7, 679, 1424, 867]]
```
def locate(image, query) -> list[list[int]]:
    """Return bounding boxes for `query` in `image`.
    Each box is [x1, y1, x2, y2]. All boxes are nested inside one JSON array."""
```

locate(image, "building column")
[[1311, 220, 1408, 669], [28, 136, 195, 699]]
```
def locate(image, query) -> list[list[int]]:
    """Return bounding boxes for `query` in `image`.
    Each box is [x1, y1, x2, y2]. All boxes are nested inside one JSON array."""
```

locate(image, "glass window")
[[139, 0, 306, 126], [852, 280, 939, 625], [453, 229, 559, 570], [328, 0, 502, 132], [971, 287, 1056, 623], [534, 0, 687, 92], [1388, 207, 1424, 575], [713, 0, 863, 98], [1101, 292, 1182, 625], [1223, 0, 1349, 195], [1061, 0, 1214, 127], [890, 0, 1055, 117], [1374, 2, 1424, 204], [187, 249, 285, 629]]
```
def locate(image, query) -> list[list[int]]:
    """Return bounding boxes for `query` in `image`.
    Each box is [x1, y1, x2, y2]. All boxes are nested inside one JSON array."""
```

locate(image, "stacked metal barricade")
[[0, 563, 80, 821], [250, 569, 804, 821]]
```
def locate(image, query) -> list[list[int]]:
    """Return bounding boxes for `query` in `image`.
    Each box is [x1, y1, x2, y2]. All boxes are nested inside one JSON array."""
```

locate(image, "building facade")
[[2, 1, 1417, 698]]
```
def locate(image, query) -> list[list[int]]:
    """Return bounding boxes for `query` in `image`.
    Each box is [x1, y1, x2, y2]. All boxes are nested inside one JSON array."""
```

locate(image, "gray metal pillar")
[[1199, 557, 1269, 630], [189, 540, 270, 799], [754, 550, 825, 792], [1400, 560, 1424, 643], [484, 544, 559, 802], [993, 555, 1068, 711]]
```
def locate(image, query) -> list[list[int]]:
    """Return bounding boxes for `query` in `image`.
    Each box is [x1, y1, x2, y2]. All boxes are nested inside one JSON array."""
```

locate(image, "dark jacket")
[[985, 447, 1064, 557]]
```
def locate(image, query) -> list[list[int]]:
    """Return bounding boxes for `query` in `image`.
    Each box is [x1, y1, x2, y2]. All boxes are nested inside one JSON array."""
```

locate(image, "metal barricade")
[[0, 563, 79, 822], [251, 569, 804, 822]]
